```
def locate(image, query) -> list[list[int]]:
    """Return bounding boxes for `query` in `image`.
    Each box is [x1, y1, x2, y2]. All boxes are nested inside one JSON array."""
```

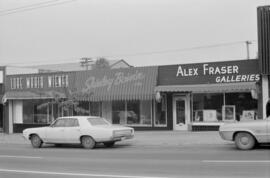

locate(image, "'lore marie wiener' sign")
[[158, 60, 260, 85]]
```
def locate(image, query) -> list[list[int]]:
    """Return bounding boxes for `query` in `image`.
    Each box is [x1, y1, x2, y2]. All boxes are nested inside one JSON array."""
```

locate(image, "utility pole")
[[245, 41, 252, 60], [80, 57, 93, 70]]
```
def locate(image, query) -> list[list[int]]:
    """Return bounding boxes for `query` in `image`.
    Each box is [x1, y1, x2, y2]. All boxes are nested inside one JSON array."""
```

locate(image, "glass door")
[[173, 95, 190, 130]]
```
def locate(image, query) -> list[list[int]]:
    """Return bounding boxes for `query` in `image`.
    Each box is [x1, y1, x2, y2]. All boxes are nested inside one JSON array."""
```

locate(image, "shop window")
[[112, 100, 151, 126], [225, 93, 257, 121], [193, 93, 223, 122], [155, 94, 167, 126], [73, 101, 90, 116], [90, 102, 102, 116], [126, 101, 140, 125], [140, 100, 152, 125], [193, 92, 258, 123], [112, 101, 125, 124], [48, 103, 60, 122], [23, 100, 53, 124]]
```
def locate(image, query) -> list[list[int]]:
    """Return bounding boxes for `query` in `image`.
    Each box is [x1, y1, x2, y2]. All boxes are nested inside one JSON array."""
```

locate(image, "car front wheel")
[[81, 136, 96, 149], [30, 134, 43, 148], [235, 132, 256, 150]]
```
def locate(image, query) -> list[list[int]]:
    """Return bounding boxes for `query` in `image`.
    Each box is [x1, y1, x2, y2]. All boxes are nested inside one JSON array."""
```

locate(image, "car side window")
[[53, 119, 66, 127], [65, 118, 80, 127]]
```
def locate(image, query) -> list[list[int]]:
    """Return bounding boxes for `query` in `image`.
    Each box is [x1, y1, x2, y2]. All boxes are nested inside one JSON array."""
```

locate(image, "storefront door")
[[173, 95, 190, 130]]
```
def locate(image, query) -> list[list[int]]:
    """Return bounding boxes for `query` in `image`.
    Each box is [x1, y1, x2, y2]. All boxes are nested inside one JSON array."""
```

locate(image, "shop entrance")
[[173, 95, 190, 130]]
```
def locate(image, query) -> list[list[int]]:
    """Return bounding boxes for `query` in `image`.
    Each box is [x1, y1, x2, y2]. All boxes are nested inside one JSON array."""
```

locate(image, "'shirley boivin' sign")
[[82, 71, 145, 92], [158, 59, 260, 85]]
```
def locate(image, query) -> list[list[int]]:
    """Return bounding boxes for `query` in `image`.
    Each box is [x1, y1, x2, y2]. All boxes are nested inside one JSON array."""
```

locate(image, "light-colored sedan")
[[23, 116, 134, 149], [219, 116, 270, 150]]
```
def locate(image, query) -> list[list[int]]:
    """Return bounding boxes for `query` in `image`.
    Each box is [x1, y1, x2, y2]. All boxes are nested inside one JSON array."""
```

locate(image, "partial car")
[[23, 116, 134, 149], [219, 116, 270, 150]]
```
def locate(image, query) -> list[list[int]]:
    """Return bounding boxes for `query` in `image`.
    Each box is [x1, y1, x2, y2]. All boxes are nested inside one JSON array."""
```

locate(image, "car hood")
[[23, 127, 49, 133]]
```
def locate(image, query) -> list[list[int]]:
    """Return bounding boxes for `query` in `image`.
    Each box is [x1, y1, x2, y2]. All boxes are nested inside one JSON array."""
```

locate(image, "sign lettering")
[[82, 71, 145, 92], [175, 63, 260, 83]]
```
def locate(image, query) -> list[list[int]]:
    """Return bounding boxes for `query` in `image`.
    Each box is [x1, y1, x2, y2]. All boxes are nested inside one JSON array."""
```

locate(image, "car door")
[[63, 118, 81, 143], [45, 118, 66, 143]]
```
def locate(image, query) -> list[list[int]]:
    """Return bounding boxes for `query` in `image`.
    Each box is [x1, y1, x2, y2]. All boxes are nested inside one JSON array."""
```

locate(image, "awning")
[[155, 82, 257, 93], [74, 66, 158, 101], [2, 90, 66, 102]]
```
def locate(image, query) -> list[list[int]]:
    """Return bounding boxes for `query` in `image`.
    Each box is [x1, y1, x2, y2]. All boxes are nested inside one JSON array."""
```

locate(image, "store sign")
[[159, 59, 260, 85], [82, 71, 145, 92], [6, 73, 72, 90]]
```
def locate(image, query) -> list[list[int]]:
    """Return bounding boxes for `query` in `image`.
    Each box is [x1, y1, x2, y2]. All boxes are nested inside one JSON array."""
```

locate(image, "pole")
[[245, 41, 252, 60]]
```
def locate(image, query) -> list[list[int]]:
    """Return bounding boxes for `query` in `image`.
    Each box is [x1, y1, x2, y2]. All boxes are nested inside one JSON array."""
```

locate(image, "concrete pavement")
[[0, 131, 231, 146]]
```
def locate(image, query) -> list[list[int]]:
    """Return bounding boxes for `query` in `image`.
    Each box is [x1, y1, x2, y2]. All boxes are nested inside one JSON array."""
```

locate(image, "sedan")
[[23, 116, 134, 149], [219, 116, 270, 150]]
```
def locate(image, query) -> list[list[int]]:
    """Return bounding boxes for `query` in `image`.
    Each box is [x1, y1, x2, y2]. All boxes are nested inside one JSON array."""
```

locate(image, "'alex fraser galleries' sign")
[[158, 60, 260, 85]]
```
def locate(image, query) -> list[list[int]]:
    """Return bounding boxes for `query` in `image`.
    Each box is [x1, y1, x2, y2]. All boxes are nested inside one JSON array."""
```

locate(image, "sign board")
[[158, 59, 260, 85]]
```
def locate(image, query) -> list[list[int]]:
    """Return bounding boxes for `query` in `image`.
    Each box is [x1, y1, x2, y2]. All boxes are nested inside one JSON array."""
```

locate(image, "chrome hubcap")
[[240, 137, 249, 145]]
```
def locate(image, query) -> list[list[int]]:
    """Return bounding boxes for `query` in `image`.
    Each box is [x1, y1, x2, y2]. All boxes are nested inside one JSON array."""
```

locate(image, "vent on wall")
[[257, 6, 270, 75]]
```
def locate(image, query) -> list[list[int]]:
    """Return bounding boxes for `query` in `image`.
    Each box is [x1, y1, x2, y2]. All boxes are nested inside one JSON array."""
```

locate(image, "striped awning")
[[2, 90, 66, 101], [74, 66, 158, 101], [155, 82, 257, 93]]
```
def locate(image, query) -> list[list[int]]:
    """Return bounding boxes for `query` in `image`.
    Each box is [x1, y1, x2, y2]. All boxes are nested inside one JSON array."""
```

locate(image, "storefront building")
[[2, 59, 263, 133], [155, 59, 261, 131], [3, 66, 158, 133]]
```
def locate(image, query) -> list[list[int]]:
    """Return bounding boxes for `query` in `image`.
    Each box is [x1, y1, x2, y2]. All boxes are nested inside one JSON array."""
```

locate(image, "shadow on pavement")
[[40, 142, 134, 150]]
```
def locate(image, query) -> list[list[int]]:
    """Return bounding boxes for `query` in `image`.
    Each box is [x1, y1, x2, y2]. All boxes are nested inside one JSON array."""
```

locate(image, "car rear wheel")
[[81, 136, 96, 149], [235, 132, 255, 150], [30, 134, 43, 148], [104, 141, 115, 147]]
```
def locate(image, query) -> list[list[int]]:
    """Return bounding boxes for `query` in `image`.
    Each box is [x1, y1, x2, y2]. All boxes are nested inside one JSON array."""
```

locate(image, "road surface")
[[0, 142, 269, 178]]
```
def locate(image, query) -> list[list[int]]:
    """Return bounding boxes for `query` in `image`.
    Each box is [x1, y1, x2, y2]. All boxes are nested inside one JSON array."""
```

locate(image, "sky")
[[0, 0, 269, 67]]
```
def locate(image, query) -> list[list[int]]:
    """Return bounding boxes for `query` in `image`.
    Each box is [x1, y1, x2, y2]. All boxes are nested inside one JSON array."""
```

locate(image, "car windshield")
[[87, 117, 110, 126]]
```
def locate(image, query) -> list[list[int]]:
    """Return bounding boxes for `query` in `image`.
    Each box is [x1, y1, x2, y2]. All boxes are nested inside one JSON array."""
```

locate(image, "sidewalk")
[[0, 131, 230, 146]]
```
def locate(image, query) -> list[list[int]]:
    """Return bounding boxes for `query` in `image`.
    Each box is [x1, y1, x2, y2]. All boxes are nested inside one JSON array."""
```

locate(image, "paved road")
[[0, 142, 269, 178]]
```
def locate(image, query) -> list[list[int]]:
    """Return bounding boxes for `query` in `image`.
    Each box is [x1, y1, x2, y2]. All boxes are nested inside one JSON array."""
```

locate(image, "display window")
[[225, 93, 257, 121], [112, 100, 152, 126], [192, 92, 258, 123], [193, 93, 223, 122], [23, 100, 53, 124], [90, 102, 102, 116]]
